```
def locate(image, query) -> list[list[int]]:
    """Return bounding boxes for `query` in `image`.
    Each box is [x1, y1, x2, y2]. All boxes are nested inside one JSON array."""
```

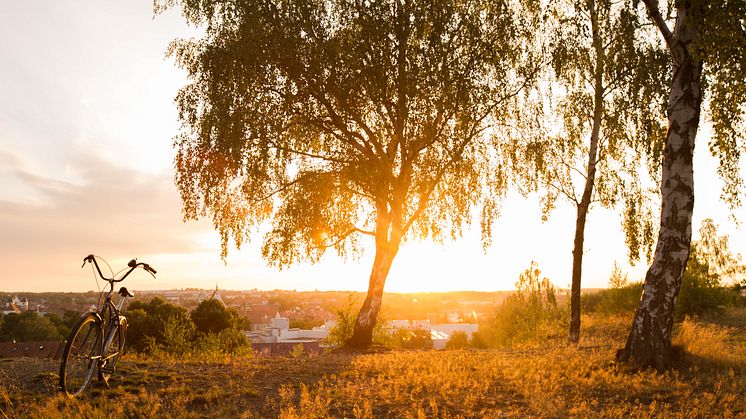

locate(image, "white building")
[[245, 313, 329, 344]]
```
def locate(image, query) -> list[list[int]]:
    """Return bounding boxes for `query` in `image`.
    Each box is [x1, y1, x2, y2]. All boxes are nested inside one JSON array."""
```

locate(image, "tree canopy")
[[162, 0, 539, 346], [191, 298, 241, 335], [164, 0, 536, 262]]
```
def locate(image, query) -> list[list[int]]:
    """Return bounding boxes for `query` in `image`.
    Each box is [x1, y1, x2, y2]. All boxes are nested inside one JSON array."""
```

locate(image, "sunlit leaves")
[[692, 0, 746, 209], [165, 0, 531, 267], [509, 0, 667, 264]]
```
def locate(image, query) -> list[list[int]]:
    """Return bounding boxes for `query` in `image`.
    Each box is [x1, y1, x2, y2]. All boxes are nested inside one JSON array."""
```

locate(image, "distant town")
[[1, 288, 530, 357]]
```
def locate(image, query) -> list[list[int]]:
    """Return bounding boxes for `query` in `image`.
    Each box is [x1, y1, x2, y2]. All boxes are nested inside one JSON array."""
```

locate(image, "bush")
[[582, 263, 643, 315], [675, 219, 744, 320], [126, 296, 253, 357], [478, 262, 564, 347], [445, 331, 468, 349], [125, 297, 196, 354], [326, 293, 394, 347], [675, 254, 737, 320], [193, 328, 253, 357], [326, 294, 359, 347]]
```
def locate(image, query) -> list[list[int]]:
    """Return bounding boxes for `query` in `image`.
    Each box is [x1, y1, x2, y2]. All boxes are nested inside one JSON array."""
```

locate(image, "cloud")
[[0, 148, 210, 290]]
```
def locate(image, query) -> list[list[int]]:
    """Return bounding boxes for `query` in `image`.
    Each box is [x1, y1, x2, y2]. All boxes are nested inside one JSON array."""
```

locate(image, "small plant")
[[290, 343, 307, 359]]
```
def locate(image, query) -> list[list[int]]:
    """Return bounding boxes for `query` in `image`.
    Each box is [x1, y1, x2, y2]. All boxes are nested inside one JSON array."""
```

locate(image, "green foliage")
[[468, 331, 489, 349], [0, 312, 63, 342], [290, 343, 307, 360], [193, 328, 253, 357], [510, 0, 667, 263], [675, 219, 745, 319], [400, 329, 432, 350], [163, 0, 537, 264], [478, 262, 564, 347], [44, 313, 70, 339], [584, 221, 745, 319], [444, 331, 468, 350], [326, 294, 359, 347], [690, 0, 746, 208], [289, 319, 324, 330], [126, 297, 252, 356], [191, 298, 241, 335], [126, 297, 196, 354]]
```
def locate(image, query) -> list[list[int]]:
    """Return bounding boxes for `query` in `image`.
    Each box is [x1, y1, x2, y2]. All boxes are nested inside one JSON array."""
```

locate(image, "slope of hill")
[[1, 311, 744, 417]]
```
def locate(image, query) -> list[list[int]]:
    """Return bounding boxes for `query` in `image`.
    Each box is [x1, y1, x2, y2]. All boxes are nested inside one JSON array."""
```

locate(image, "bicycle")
[[58, 254, 156, 397]]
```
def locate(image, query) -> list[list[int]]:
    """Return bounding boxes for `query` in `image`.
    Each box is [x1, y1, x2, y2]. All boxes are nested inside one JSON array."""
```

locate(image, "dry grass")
[[1, 311, 744, 418]]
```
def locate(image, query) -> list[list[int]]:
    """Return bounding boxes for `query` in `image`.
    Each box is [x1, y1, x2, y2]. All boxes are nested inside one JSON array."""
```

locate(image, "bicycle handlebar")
[[82, 254, 157, 283]]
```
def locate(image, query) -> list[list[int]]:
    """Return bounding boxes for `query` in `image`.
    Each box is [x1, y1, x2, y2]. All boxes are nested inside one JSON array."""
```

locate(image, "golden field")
[[1, 310, 744, 418]]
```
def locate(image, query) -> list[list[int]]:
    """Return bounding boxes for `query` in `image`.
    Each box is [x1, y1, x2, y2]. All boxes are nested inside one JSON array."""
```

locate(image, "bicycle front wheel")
[[59, 313, 102, 397]]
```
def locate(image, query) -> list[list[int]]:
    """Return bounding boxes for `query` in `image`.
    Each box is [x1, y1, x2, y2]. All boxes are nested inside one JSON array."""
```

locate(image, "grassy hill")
[[1, 311, 744, 417]]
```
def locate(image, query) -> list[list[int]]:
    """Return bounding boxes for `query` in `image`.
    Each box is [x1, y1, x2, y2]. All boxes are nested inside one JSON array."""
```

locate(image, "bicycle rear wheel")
[[59, 313, 102, 397]]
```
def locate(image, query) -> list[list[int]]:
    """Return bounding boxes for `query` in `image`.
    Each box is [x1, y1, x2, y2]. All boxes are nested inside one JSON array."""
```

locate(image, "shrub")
[[445, 331, 468, 349], [326, 293, 394, 347], [193, 328, 253, 357], [675, 254, 736, 320], [583, 263, 643, 315], [399, 329, 433, 349], [675, 219, 745, 320], [478, 262, 564, 347], [326, 294, 359, 347], [126, 297, 196, 354]]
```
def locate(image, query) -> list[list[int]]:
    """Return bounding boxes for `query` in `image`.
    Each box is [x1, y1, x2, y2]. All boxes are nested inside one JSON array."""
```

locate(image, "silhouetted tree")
[[161, 0, 538, 347], [191, 298, 240, 335]]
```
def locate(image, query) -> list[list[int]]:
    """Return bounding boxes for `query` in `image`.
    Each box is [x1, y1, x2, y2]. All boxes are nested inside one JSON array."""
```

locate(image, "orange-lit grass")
[[1, 312, 744, 418]]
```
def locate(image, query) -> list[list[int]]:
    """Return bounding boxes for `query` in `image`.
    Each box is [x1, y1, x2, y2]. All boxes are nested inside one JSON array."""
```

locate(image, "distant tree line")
[[0, 309, 80, 343], [1, 297, 254, 359]]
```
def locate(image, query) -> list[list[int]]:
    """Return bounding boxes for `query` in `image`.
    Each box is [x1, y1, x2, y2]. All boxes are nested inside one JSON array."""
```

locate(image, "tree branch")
[[641, 0, 675, 54], [321, 227, 376, 249], [268, 143, 353, 165]]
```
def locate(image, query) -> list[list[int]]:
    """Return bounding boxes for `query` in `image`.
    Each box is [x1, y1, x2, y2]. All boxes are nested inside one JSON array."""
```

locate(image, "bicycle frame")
[[92, 292, 128, 370]]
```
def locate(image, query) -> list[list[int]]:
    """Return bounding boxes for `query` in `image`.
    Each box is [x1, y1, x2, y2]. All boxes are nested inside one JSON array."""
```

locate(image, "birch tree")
[[617, 0, 745, 370], [161, 0, 536, 347], [508, 0, 668, 343]]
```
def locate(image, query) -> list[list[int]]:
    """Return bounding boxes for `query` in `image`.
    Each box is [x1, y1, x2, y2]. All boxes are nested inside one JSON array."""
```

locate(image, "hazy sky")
[[1, 2, 744, 293]]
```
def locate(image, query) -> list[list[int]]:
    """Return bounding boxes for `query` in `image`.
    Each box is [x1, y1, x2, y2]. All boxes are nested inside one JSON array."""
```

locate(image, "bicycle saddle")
[[118, 287, 134, 298]]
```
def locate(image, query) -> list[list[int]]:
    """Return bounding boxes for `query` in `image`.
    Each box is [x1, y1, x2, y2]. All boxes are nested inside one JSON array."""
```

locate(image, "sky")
[[1, 2, 744, 294]]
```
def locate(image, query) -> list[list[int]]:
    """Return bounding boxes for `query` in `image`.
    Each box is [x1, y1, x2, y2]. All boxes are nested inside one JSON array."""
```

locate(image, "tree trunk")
[[569, 0, 604, 344], [345, 245, 398, 348], [616, 1, 702, 370], [569, 191, 592, 343]]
